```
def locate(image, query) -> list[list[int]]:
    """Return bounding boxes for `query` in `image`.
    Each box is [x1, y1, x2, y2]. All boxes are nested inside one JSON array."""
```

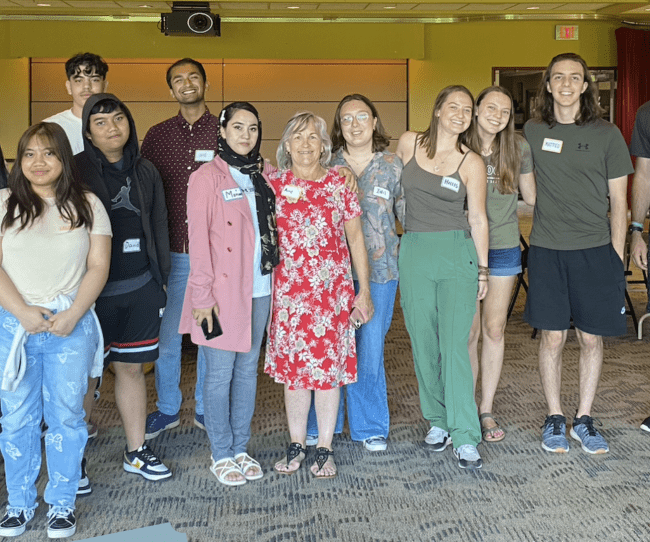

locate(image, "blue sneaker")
[[541, 414, 569, 453], [145, 411, 180, 440], [194, 413, 206, 431], [570, 415, 609, 454]]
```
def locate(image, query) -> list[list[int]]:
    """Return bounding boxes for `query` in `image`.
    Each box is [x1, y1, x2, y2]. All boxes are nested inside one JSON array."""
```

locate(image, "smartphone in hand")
[[201, 309, 223, 340]]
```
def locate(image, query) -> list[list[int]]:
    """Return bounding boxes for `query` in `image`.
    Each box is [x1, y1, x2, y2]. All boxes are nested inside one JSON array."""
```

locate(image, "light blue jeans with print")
[[156, 252, 206, 416], [307, 280, 397, 441], [0, 306, 98, 511], [203, 295, 270, 461]]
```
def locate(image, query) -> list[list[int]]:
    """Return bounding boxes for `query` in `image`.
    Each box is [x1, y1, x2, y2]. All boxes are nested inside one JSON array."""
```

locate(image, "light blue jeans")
[[307, 280, 397, 441], [156, 252, 206, 416], [203, 295, 270, 461], [0, 306, 98, 510]]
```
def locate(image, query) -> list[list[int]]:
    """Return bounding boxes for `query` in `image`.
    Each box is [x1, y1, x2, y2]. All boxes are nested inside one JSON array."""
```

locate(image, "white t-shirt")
[[0, 189, 112, 304], [44, 109, 84, 155]]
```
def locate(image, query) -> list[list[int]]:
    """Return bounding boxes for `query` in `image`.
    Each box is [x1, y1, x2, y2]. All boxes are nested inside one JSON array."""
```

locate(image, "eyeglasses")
[[340, 112, 371, 126]]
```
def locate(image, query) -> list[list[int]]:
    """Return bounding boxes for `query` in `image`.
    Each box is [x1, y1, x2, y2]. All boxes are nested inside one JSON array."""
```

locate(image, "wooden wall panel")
[[224, 63, 407, 102]]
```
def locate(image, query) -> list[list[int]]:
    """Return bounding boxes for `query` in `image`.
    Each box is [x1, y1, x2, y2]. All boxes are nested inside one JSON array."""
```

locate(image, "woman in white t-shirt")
[[0, 123, 111, 539]]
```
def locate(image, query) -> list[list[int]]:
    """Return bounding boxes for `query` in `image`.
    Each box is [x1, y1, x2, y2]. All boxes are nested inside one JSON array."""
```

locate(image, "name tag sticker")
[[542, 138, 563, 153], [441, 176, 460, 193], [373, 186, 390, 199], [195, 149, 215, 162], [222, 188, 243, 201], [281, 185, 303, 203], [123, 239, 141, 253]]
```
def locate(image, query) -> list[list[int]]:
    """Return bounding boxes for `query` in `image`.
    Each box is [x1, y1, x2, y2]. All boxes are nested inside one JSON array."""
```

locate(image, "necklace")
[[345, 152, 373, 168], [432, 148, 455, 172]]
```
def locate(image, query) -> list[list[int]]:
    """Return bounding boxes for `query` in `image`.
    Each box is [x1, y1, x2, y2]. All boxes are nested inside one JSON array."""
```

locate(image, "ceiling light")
[[37, 3, 51, 5], [384, 5, 397, 8], [139, 4, 153, 7], [527, 6, 540, 9], [287, 5, 300, 8]]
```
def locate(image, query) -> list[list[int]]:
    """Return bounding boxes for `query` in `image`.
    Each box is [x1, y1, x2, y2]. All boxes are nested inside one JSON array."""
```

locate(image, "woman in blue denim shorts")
[[467, 87, 536, 442], [0, 123, 111, 538]]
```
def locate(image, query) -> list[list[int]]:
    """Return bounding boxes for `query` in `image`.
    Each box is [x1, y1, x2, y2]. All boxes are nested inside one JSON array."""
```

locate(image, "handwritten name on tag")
[[441, 176, 460, 193], [373, 186, 390, 199], [123, 239, 141, 253], [542, 138, 563, 153], [195, 150, 215, 162], [222, 188, 243, 201], [281, 185, 303, 203]]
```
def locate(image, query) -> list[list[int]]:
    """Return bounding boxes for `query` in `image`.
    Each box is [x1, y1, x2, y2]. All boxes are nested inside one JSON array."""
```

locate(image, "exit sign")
[[556, 25, 579, 40]]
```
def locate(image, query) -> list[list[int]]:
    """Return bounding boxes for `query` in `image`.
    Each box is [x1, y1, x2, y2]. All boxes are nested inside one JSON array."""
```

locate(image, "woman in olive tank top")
[[396, 85, 489, 470]]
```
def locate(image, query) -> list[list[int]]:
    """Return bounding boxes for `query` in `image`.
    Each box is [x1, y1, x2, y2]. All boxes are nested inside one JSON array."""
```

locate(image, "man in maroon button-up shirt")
[[140, 58, 219, 439]]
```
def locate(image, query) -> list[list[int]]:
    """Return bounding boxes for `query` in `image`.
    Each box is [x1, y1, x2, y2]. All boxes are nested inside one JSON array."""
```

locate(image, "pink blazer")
[[179, 156, 273, 351]]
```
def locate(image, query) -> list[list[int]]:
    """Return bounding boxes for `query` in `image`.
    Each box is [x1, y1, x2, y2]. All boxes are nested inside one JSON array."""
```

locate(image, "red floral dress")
[[264, 168, 362, 390]]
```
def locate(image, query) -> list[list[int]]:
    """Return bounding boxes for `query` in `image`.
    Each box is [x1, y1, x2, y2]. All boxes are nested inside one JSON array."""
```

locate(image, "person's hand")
[[192, 304, 219, 333], [631, 232, 647, 270], [16, 305, 53, 334], [48, 309, 82, 337], [352, 290, 374, 325], [339, 167, 358, 193], [477, 279, 488, 301]]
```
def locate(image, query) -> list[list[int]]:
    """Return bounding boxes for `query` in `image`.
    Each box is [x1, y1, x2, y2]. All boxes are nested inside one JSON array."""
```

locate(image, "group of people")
[[0, 49, 644, 539]]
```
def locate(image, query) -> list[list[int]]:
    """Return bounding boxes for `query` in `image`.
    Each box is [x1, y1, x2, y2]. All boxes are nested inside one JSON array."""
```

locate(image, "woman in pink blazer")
[[179, 102, 279, 487]]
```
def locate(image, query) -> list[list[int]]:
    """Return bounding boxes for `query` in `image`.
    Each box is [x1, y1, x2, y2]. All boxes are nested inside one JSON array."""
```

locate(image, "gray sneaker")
[[424, 426, 452, 451], [570, 415, 608, 454], [453, 444, 483, 470], [541, 414, 569, 453]]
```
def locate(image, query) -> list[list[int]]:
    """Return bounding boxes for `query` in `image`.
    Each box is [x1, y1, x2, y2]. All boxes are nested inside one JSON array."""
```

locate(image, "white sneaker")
[[453, 444, 483, 470], [424, 426, 451, 451], [363, 436, 387, 452]]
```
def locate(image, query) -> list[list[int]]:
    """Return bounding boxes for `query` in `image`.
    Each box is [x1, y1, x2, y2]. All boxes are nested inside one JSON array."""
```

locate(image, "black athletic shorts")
[[95, 278, 167, 366], [524, 243, 626, 336]]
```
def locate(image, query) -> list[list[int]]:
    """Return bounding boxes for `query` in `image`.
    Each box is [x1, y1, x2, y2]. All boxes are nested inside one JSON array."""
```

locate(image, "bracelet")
[[630, 224, 644, 233], [632, 221, 644, 229], [478, 278, 488, 282], [478, 267, 490, 276]]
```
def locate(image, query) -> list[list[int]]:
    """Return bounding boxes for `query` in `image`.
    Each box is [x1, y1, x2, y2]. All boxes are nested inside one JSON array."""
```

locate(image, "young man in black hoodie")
[[76, 93, 172, 481]]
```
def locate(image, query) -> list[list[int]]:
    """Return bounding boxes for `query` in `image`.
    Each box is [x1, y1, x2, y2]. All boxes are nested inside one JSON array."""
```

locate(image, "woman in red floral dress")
[[265, 112, 373, 479]]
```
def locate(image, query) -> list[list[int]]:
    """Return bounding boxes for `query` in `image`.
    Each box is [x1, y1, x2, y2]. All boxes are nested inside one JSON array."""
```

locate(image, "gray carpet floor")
[[6, 213, 650, 541]]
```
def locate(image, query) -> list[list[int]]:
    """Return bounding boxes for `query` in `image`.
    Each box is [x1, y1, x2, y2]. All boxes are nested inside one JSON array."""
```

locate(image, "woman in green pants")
[[396, 85, 489, 470]]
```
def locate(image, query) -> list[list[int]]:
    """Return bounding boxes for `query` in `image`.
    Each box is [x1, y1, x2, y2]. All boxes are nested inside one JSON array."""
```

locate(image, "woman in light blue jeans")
[[0, 122, 110, 538], [179, 102, 278, 487]]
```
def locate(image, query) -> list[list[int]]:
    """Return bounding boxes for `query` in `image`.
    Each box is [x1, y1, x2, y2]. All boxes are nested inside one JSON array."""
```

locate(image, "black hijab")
[[217, 106, 279, 274]]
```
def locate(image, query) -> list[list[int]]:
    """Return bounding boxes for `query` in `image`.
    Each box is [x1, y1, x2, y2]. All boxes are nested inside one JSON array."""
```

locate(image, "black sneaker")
[[47, 507, 76, 539], [0, 508, 34, 537], [77, 457, 91, 496], [123, 444, 172, 481], [641, 416, 650, 433]]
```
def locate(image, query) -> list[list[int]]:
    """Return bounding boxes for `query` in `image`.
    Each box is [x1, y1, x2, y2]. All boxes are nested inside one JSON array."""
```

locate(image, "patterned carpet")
[[7, 212, 650, 541]]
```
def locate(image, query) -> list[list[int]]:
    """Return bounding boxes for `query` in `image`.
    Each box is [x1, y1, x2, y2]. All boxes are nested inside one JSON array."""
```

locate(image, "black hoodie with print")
[[75, 93, 171, 289]]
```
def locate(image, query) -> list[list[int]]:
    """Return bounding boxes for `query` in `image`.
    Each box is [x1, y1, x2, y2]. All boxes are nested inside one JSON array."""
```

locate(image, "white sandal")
[[234, 452, 264, 481], [210, 456, 246, 487]]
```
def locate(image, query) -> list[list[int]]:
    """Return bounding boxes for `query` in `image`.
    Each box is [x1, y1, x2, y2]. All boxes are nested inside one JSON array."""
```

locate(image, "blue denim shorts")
[[488, 246, 522, 277]]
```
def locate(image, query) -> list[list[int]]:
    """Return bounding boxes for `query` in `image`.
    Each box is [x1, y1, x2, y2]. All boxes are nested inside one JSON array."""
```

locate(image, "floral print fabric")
[[264, 168, 362, 390]]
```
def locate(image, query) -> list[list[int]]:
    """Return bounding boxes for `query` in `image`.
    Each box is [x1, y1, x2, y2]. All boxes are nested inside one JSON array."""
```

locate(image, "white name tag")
[[281, 185, 302, 200], [222, 188, 243, 201], [123, 238, 141, 253], [195, 149, 215, 162], [542, 138, 563, 153], [373, 186, 390, 199], [441, 176, 460, 193]]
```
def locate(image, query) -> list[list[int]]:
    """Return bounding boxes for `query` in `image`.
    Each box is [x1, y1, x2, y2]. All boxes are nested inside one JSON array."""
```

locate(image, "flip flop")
[[274, 442, 306, 476], [311, 447, 337, 479], [479, 413, 505, 442]]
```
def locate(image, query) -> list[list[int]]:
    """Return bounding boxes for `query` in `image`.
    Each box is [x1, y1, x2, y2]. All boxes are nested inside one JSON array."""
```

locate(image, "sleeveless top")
[[402, 140, 470, 233]]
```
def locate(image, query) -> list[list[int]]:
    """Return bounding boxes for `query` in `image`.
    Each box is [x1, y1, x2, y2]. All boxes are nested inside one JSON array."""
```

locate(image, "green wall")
[[0, 19, 620, 157]]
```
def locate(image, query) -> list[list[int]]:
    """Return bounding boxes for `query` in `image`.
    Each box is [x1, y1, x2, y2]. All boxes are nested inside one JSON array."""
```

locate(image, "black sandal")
[[312, 447, 337, 479], [274, 442, 305, 476]]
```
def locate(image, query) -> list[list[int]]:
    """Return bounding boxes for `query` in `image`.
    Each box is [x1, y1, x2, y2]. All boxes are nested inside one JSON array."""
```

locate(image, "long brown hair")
[[330, 94, 390, 153], [535, 52, 603, 127], [469, 86, 521, 195], [2, 123, 94, 232], [418, 85, 474, 159]]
